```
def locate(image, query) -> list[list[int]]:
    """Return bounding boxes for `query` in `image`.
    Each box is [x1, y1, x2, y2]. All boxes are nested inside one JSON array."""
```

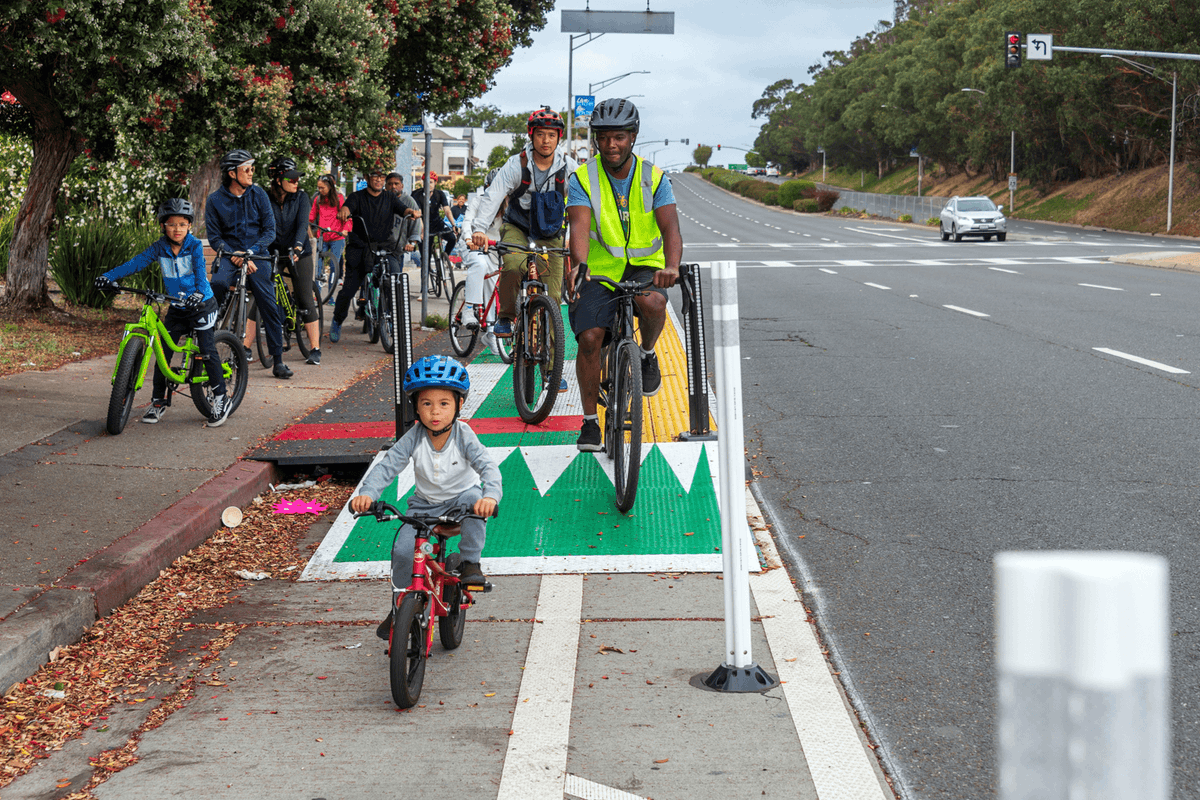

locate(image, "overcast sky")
[[475, 0, 897, 169]]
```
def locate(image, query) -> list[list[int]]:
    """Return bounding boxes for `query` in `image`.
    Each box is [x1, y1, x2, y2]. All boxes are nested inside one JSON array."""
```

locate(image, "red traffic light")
[[1008, 34, 1020, 44]]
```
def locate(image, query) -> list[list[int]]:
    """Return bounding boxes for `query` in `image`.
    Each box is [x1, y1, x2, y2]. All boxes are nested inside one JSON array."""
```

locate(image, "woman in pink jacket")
[[309, 174, 353, 304]]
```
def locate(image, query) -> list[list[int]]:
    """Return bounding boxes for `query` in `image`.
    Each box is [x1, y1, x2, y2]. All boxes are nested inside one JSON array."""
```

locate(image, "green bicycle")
[[106, 286, 250, 435], [250, 252, 323, 367]]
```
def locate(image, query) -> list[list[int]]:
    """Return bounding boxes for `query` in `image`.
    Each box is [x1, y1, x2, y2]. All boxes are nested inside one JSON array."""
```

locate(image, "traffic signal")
[[1005, 31, 1022, 69], [665, 139, 669, 146], [717, 144, 721, 151]]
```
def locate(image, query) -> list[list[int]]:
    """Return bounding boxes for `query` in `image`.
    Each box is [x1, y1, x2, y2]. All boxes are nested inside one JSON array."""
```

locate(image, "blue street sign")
[[574, 95, 595, 117], [400, 124, 424, 133]]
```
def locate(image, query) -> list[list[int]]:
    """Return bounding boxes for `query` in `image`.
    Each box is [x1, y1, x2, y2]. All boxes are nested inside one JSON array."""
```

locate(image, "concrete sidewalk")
[[0, 273, 448, 692]]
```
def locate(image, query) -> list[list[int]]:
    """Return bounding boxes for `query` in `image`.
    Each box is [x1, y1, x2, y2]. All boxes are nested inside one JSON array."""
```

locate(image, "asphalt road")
[[671, 170, 1200, 799]]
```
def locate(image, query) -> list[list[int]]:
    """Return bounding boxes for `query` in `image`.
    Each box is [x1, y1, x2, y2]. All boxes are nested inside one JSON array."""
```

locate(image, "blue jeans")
[[316, 238, 345, 280], [211, 255, 283, 359], [390, 487, 486, 594]]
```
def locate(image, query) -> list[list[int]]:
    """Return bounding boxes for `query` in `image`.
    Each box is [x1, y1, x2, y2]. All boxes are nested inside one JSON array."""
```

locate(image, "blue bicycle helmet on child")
[[403, 355, 470, 402]]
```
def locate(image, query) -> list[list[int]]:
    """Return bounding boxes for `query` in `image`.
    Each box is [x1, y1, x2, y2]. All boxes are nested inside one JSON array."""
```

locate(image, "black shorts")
[[568, 266, 666, 341]]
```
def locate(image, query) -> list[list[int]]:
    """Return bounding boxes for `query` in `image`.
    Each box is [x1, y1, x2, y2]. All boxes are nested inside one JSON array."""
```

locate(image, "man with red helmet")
[[469, 107, 577, 351]]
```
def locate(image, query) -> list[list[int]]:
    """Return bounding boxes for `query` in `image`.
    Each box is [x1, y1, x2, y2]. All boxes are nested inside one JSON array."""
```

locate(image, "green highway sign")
[[729, 163, 747, 171]]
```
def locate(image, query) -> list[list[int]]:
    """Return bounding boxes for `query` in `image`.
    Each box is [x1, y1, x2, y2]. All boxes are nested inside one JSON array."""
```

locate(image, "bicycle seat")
[[432, 523, 462, 537]]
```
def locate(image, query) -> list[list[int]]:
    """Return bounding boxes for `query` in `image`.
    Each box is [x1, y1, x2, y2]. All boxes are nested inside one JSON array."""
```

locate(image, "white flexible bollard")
[[995, 551, 1169, 800]]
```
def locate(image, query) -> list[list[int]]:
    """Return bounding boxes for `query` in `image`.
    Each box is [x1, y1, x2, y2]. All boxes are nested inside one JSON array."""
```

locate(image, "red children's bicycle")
[[354, 502, 494, 708]]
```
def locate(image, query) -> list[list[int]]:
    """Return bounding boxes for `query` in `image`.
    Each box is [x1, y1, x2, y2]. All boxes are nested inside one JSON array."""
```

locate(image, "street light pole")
[[1102, 54, 1177, 232], [961, 88, 1016, 212]]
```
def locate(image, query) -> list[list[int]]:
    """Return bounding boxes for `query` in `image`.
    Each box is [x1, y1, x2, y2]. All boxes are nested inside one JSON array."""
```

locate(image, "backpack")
[[509, 150, 567, 240]]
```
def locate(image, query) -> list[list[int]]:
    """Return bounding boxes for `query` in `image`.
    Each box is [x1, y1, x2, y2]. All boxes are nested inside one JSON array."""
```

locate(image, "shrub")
[[50, 209, 160, 308], [814, 189, 840, 212], [926, 217, 940, 226], [838, 206, 856, 216], [763, 191, 779, 206], [0, 206, 15, 277], [793, 199, 819, 213], [899, 213, 913, 223], [778, 180, 816, 207]]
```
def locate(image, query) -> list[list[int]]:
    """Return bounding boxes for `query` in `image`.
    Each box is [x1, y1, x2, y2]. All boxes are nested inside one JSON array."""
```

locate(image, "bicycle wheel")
[[106, 337, 145, 435], [379, 282, 394, 355], [438, 580, 466, 650], [366, 280, 381, 344], [296, 285, 323, 356], [190, 331, 250, 419], [429, 249, 445, 298], [251, 301, 272, 369], [440, 249, 456, 299], [448, 281, 478, 358], [491, 329, 513, 364], [390, 592, 428, 709], [612, 340, 644, 513], [218, 278, 248, 342], [512, 293, 565, 425]]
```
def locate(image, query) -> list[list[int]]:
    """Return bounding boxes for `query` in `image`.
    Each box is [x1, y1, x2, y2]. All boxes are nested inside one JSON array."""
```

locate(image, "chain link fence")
[[819, 185, 949, 222]]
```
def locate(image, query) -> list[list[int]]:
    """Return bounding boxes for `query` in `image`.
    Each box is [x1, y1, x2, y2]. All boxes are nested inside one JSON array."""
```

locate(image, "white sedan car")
[[939, 196, 1007, 242]]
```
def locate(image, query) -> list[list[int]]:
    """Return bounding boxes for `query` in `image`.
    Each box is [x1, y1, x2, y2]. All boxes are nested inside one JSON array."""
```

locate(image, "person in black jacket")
[[263, 157, 322, 364], [329, 167, 420, 343]]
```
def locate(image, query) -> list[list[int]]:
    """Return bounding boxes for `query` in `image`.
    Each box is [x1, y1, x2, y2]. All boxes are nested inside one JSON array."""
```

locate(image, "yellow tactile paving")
[[597, 316, 715, 444]]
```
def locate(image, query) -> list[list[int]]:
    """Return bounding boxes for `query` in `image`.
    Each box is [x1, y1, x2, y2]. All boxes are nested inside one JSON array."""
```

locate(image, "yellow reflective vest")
[[574, 156, 665, 282]]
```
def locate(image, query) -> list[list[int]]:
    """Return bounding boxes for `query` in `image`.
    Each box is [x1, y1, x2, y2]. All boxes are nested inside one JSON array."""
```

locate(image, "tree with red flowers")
[[0, 0, 214, 311]]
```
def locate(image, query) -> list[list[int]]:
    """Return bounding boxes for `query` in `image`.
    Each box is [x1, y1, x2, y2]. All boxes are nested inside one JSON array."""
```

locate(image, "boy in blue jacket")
[[94, 199, 231, 427]]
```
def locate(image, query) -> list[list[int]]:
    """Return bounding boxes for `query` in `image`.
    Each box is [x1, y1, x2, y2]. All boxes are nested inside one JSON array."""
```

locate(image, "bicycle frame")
[[111, 294, 227, 392]]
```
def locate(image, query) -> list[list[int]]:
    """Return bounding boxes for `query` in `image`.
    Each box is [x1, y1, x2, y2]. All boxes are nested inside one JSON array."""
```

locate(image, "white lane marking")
[[943, 305, 990, 318], [762, 260, 793, 267], [497, 574, 584, 800], [843, 226, 936, 244], [988, 267, 1021, 274], [819, 268, 838, 274], [911, 259, 948, 265], [863, 282, 891, 291], [1078, 283, 1124, 291], [565, 775, 648, 800], [982, 258, 1024, 265], [1057, 256, 1102, 263], [837, 260, 871, 266], [1092, 348, 1190, 374]]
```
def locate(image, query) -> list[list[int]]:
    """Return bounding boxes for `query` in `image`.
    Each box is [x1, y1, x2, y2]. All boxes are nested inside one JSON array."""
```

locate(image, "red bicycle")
[[354, 501, 495, 708]]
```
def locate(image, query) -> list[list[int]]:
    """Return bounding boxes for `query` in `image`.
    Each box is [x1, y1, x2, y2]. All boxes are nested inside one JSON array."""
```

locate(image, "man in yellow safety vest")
[[566, 98, 682, 453]]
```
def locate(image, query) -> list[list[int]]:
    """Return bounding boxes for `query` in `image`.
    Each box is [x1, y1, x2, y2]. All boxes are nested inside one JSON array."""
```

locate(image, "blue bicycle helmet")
[[404, 355, 470, 402]]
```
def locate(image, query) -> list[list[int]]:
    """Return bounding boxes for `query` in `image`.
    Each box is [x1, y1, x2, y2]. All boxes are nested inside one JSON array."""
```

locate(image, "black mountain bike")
[[426, 230, 456, 299], [577, 268, 656, 512], [492, 241, 566, 425]]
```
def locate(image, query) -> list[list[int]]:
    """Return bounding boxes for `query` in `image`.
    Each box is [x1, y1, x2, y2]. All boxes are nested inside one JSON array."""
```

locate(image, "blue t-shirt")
[[567, 159, 675, 236]]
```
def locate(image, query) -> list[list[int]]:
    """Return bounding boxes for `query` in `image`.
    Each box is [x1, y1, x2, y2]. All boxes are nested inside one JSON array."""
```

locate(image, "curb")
[[0, 459, 278, 692]]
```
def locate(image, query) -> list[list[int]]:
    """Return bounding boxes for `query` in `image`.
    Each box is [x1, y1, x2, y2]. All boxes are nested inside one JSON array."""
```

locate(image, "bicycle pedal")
[[463, 581, 492, 593]]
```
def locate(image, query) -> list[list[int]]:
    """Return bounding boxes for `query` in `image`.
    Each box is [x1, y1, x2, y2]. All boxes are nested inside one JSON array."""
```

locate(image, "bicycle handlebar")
[[353, 501, 498, 529], [572, 263, 655, 298], [109, 285, 188, 305], [490, 241, 570, 257]]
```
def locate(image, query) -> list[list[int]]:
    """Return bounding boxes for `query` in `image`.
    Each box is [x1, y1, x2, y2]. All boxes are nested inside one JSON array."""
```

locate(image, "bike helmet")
[[527, 107, 565, 137], [404, 355, 470, 402], [484, 167, 499, 189], [589, 98, 639, 134], [267, 156, 302, 181], [156, 198, 194, 224], [220, 149, 255, 175]]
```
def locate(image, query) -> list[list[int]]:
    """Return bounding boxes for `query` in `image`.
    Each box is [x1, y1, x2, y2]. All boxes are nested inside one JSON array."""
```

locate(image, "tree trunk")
[[2, 96, 81, 312], [188, 156, 222, 240]]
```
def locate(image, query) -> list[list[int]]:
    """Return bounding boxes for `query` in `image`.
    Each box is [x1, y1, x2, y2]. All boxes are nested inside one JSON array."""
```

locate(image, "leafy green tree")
[[0, 0, 214, 311], [745, 151, 766, 168], [439, 104, 531, 132], [692, 145, 712, 167]]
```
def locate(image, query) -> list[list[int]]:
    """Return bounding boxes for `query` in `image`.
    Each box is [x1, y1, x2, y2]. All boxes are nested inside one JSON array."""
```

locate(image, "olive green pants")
[[498, 223, 564, 321]]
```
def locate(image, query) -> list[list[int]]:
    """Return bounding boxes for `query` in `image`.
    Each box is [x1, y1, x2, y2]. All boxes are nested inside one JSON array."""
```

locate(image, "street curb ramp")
[[0, 459, 277, 692]]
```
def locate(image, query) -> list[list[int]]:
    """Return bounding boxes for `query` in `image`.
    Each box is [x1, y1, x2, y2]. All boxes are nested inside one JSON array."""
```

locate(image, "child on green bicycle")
[[93, 199, 232, 427], [349, 356, 501, 639]]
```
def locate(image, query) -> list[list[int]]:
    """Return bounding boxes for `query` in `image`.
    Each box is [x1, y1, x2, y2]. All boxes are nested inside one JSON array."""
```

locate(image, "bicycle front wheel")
[[366, 280, 382, 344], [390, 592, 428, 709], [448, 281, 478, 358], [106, 337, 145, 435], [612, 340, 644, 513], [379, 282, 395, 355], [438, 580, 466, 650], [512, 293, 565, 425], [190, 331, 250, 419]]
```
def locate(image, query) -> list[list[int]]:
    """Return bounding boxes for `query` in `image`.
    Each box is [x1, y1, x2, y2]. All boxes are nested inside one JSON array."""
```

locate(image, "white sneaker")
[[141, 402, 168, 424], [206, 394, 231, 427]]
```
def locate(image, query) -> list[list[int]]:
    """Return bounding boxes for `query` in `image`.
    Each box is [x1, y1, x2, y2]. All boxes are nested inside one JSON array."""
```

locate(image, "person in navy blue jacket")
[[206, 149, 292, 379], [93, 199, 232, 426], [263, 156, 322, 364]]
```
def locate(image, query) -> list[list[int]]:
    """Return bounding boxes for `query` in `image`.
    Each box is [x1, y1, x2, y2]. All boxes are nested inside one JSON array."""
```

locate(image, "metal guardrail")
[[820, 185, 949, 222]]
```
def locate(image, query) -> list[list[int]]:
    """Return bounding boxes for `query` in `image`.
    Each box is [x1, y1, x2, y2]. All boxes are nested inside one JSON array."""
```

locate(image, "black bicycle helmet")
[[590, 98, 640, 134], [220, 149, 255, 175], [484, 167, 500, 189], [156, 198, 194, 224], [267, 156, 301, 181]]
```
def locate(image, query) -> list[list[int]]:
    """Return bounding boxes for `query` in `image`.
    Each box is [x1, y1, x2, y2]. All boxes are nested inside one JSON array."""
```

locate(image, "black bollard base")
[[701, 662, 779, 693]]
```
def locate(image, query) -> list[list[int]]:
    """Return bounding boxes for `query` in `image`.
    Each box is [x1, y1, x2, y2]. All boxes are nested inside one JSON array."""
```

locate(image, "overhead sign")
[[1027, 33, 1052, 60], [400, 124, 424, 133], [574, 94, 595, 117], [561, 10, 674, 34]]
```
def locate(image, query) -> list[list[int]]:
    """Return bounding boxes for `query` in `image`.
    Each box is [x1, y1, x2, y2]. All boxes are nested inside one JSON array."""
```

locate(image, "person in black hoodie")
[[263, 157, 322, 364]]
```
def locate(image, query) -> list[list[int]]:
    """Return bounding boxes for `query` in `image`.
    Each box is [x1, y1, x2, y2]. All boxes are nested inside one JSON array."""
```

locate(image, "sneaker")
[[354, 299, 367, 321], [243, 345, 255, 364], [376, 610, 393, 640], [206, 393, 231, 427], [493, 318, 513, 338], [273, 363, 293, 380], [141, 401, 168, 424], [559, 378, 569, 393], [306, 348, 321, 366], [577, 418, 602, 452], [641, 351, 662, 397], [329, 320, 341, 343], [325, 296, 335, 307], [458, 561, 487, 587]]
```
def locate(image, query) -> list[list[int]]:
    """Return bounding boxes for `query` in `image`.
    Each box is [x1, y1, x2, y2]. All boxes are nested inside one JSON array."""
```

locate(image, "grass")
[[1020, 193, 1096, 223], [0, 297, 140, 377]]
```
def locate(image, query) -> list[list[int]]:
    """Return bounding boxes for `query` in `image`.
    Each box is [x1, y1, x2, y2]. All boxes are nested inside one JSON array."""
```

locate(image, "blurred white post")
[[995, 552, 1169, 800], [703, 261, 777, 692]]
